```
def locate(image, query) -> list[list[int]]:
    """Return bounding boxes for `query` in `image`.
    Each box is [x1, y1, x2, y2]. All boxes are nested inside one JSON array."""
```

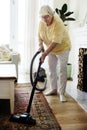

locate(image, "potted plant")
[[55, 3, 75, 80], [55, 3, 75, 23]]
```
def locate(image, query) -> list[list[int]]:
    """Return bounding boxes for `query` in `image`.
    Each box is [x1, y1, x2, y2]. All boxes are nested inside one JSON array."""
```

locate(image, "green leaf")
[[65, 17, 76, 21], [65, 12, 74, 17], [61, 3, 67, 14], [55, 8, 59, 14]]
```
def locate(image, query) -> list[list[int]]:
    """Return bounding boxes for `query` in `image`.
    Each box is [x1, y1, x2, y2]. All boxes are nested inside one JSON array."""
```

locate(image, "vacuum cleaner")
[[9, 50, 47, 125]]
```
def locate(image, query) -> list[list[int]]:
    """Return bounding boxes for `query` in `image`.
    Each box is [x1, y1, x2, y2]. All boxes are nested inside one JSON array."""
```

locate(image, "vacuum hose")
[[30, 50, 47, 91]]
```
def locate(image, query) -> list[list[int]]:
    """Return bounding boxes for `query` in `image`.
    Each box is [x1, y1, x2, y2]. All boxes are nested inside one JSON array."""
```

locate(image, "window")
[[0, 0, 10, 45], [39, 0, 53, 6], [18, 0, 25, 43]]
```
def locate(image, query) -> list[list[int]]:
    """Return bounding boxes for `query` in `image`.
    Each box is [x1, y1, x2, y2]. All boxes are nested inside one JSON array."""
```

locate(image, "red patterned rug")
[[0, 83, 61, 130]]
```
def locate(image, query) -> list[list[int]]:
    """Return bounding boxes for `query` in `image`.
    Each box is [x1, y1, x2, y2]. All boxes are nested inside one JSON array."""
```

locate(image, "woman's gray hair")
[[39, 5, 55, 17]]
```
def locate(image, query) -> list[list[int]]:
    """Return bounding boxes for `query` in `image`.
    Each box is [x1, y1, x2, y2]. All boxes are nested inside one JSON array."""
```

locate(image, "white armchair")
[[0, 45, 19, 79]]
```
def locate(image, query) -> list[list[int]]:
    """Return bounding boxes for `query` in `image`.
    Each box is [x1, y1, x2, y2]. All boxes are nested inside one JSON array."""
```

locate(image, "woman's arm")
[[40, 42, 57, 62], [38, 39, 44, 51]]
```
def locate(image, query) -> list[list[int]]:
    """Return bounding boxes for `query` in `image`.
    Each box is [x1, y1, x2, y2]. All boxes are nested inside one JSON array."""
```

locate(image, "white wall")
[[68, 0, 87, 84], [69, 0, 87, 27], [52, 0, 69, 9]]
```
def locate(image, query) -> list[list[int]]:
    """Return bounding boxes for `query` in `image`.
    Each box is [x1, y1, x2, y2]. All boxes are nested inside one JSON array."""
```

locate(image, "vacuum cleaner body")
[[9, 51, 47, 125]]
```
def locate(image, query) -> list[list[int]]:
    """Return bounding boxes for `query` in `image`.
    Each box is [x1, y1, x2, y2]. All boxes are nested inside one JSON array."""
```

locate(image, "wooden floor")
[[18, 73, 87, 130], [45, 93, 87, 130]]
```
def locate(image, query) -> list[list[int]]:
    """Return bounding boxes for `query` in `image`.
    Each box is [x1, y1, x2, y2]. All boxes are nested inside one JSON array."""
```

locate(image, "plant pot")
[[67, 63, 72, 80]]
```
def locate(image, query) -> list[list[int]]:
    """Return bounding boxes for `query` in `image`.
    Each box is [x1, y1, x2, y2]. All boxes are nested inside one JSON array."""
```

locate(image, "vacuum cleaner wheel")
[[9, 113, 36, 125]]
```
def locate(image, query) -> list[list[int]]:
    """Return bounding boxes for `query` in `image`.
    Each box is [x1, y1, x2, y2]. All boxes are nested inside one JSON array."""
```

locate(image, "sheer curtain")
[[18, 0, 40, 73], [0, 0, 53, 74], [0, 0, 10, 45], [0, 0, 39, 73], [18, 0, 53, 73]]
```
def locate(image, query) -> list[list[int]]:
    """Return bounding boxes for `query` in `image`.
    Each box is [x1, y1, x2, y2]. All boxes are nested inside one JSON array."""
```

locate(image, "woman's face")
[[41, 15, 53, 26]]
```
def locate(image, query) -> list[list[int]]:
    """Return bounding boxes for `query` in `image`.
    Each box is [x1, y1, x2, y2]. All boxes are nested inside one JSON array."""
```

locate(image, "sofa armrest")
[[11, 53, 19, 79], [0, 52, 19, 80]]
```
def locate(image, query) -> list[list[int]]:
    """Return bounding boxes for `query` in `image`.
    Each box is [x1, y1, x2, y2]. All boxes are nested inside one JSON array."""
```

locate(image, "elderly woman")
[[38, 5, 71, 102]]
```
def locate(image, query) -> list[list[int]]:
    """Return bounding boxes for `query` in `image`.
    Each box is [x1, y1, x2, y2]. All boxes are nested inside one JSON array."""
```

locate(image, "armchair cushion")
[[0, 45, 12, 61], [0, 45, 20, 79]]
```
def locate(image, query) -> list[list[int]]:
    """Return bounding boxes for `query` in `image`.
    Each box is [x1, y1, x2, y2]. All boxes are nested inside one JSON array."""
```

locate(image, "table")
[[0, 64, 17, 114]]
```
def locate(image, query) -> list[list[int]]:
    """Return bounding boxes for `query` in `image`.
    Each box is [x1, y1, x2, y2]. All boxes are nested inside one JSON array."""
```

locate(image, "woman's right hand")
[[39, 46, 44, 52]]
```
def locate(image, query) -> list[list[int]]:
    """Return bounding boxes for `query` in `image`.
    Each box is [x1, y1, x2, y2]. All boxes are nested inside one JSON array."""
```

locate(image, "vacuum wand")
[[26, 60, 42, 113]]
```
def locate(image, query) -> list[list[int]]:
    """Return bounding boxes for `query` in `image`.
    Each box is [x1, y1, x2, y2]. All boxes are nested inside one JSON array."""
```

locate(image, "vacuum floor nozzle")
[[9, 113, 36, 125]]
